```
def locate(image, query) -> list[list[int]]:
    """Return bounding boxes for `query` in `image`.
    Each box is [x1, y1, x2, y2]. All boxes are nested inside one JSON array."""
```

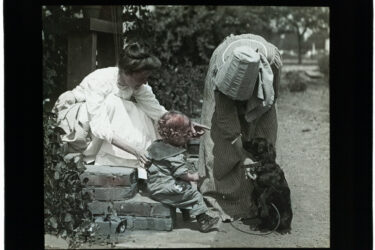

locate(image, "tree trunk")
[[297, 33, 302, 64]]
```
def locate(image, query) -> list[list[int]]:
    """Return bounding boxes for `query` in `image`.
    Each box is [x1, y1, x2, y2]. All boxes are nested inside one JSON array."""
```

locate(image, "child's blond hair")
[[158, 111, 192, 140]]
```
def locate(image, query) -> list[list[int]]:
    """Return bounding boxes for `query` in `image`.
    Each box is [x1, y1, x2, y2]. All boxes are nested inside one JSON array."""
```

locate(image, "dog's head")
[[243, 137, 276, 163]]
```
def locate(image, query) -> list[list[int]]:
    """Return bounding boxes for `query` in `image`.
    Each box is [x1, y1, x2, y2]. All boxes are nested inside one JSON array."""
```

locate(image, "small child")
[[145, 111, 219, 233]]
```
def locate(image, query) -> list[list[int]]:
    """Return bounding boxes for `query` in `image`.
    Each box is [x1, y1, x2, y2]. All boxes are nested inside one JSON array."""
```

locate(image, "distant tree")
[[211, 6, 276, 40], [305, 29, 330, 50], [273, 7, 329, 64]]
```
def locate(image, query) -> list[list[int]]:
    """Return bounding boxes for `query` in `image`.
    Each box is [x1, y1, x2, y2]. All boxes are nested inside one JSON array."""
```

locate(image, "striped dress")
[[197, 34, 282, 220]]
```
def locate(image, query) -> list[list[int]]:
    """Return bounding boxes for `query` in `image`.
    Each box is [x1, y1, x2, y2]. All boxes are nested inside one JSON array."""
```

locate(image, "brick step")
[[80, 165, 137, 187], [95, 215, 173, 233], [83, 184, 138, 201], [94, 216, 127, 235], [88, 193, 172, 218]]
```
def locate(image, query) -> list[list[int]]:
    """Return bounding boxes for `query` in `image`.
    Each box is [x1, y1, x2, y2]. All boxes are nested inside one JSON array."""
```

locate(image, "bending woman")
[[53, 43, 167, 168], [197, 34, 283, 221]]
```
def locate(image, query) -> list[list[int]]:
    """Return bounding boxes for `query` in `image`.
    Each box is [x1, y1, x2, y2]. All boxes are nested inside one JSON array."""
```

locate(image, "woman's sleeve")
[[270, 46, 283, 100], [83, 72, 114, 143], [133, 84, 168, 121]]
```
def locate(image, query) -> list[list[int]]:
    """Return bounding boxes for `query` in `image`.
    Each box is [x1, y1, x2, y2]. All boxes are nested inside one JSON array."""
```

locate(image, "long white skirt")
[[84, 93, 160, 168]]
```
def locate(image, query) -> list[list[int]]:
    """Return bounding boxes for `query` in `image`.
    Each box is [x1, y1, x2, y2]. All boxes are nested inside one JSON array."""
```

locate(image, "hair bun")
[[125, 43, 150, 60]]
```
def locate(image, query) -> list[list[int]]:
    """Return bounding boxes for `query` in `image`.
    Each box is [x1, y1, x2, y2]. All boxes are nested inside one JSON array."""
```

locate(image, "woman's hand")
[[133, 148, 151, 167], [112, 134, 151, 167], [243, 157, 259, 180], [243, 157, 255, 166], [190, 122, 210, 138]]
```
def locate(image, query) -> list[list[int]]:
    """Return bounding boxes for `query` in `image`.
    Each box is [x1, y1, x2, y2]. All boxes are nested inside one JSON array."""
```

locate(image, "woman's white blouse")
[[70, 67, 167, 144]]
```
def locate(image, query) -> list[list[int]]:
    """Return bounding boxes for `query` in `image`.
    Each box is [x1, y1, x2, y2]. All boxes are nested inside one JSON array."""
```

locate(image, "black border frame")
[[4, 1, 373, 249]]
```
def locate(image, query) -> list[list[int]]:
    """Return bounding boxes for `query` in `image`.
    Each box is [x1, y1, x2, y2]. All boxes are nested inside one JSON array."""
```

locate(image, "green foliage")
[[150, 64, 207, 116], [318, 54, 329, 76], [42, 6, 82, 111], [124, 6, 278, 65], [43, 109, 98, 248], [42, 5, 330, 114], [122, 5, 278, 117], [122, 6, 215, 116]]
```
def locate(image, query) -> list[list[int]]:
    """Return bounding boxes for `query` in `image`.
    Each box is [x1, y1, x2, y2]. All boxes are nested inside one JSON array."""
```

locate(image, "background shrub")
[[122, 5, 278, 117], [285, 71, 308, 92]]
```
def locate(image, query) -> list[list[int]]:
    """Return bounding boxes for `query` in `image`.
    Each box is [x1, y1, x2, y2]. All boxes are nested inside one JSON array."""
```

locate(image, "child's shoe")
[[197, 213, 220, 233]]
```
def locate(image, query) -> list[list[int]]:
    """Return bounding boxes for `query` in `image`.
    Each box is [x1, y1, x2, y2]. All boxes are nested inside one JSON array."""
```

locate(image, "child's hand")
[[181, 173, 199, 182], [190, 172, 200, 182]]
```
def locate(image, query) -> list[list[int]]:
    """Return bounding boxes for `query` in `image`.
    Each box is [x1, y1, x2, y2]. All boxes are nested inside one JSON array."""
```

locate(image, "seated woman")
[[53, 43, 167, 168], [146, 111, 219, 232]]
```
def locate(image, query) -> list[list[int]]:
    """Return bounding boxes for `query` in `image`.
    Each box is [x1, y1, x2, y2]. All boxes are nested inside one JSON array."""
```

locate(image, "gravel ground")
[[45, 66, 330, 248], [210, 75, 330, 248]]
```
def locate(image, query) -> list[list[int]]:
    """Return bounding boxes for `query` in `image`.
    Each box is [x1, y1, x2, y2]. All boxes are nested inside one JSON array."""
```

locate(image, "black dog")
[[243, 138, 293, 234]]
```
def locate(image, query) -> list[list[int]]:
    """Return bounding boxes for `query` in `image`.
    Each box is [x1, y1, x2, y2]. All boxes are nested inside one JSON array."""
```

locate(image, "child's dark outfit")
[[146, 139, 219, 232]]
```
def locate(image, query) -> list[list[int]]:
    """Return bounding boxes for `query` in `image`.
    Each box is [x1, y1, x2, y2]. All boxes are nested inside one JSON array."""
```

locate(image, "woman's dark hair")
[[118, 43, 161, 74]]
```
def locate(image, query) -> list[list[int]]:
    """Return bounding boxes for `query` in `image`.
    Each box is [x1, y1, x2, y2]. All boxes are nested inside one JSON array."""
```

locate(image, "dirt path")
[[210, 79, 330, 248], [45, 70, 330, 249]]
